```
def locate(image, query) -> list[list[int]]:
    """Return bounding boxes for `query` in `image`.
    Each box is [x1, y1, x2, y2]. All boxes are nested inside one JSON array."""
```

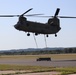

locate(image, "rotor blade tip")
[[57, 8, 60, 10]]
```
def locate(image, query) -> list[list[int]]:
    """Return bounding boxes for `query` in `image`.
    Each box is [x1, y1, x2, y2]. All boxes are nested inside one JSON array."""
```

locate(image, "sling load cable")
[[33, 33, 38, 48], [44, 35, 47, 48]]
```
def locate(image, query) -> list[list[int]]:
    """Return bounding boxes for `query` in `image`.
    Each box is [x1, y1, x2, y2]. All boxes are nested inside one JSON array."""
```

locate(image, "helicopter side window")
[[48, 18, 53, 24], [53, 17, 60, 26], [48, 17, 60, 27]]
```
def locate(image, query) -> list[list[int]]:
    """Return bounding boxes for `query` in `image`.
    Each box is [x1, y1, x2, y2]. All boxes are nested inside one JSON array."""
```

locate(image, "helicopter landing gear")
[[27, 33, 30, 36], [46, 34, 49, 37], [55, 34, 57, 37], [35, 33, 38, 36]]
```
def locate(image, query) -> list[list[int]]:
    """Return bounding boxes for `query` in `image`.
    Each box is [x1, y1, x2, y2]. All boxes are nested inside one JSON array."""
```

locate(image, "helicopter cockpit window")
[[19, 16, 27, 25]]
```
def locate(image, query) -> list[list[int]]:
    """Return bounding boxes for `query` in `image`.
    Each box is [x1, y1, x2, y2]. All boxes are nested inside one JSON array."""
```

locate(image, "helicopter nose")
[[14, 24, 17, 29], [14, 24, 22, 31], [14, 24, 19, 30]]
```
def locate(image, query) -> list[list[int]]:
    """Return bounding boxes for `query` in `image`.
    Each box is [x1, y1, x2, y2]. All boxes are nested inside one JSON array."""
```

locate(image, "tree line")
[[0, 48, 76, 55]]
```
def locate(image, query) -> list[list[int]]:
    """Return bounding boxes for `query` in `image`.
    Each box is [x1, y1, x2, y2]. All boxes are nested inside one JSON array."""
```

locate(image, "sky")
[[0, 0, 76, 50]]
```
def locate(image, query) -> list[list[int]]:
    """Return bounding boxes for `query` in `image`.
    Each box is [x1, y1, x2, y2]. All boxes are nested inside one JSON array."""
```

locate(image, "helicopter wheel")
[[55, 34, 57, 37], [46, 34, 49, 37], [27, 33, 30, 36], [35, 33, 38, 36]]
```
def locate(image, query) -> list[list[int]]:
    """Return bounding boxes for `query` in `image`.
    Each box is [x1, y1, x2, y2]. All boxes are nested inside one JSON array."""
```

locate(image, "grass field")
[[0, 53, 76, 60], [0, 64, 76, 75]]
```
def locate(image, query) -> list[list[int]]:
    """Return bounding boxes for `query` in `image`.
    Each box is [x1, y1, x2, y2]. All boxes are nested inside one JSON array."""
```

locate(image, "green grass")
[[53, 67, 76, 75], [0, 64, 51, 71], [0, 64, 76, 75], [0, 54, 76, 60]]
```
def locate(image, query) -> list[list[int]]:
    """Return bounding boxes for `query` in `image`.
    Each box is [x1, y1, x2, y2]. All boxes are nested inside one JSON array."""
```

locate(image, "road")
[[0, 59, 76, 67]]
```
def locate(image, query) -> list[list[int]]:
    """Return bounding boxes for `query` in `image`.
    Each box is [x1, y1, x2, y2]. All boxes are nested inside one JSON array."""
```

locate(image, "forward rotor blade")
[[25, 14, 44, 16], [54, 8, 60, 16], [0, 14, 44, 17], [21, 8, 33, 16], [0, 8, 33, 17], [24, 15, 53, 18], [0, 15, 20, 17]]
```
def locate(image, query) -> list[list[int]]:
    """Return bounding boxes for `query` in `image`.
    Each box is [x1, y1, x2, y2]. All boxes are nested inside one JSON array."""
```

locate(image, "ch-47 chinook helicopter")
[[14, 8, 61, 37]]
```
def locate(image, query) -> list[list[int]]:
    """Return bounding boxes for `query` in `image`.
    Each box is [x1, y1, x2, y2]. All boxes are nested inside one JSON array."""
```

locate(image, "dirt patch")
[[0, 71, 60, 75], [0, 70, 27, 74], [19, 72, 60, 75], [69, 74, 76, 75]]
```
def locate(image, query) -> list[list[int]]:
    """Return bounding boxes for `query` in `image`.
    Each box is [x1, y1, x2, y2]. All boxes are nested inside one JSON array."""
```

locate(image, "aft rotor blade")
[[58, 16, 76, 18], [54, 8, 60, 16], [29, 15, 76, 19]]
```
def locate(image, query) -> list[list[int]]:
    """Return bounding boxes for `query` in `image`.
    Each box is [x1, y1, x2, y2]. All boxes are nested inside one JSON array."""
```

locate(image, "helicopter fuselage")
[[14, 19, 61, 36]]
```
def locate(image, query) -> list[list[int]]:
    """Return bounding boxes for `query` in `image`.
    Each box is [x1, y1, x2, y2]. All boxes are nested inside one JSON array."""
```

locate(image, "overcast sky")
[[0, 0, 76, 50]]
